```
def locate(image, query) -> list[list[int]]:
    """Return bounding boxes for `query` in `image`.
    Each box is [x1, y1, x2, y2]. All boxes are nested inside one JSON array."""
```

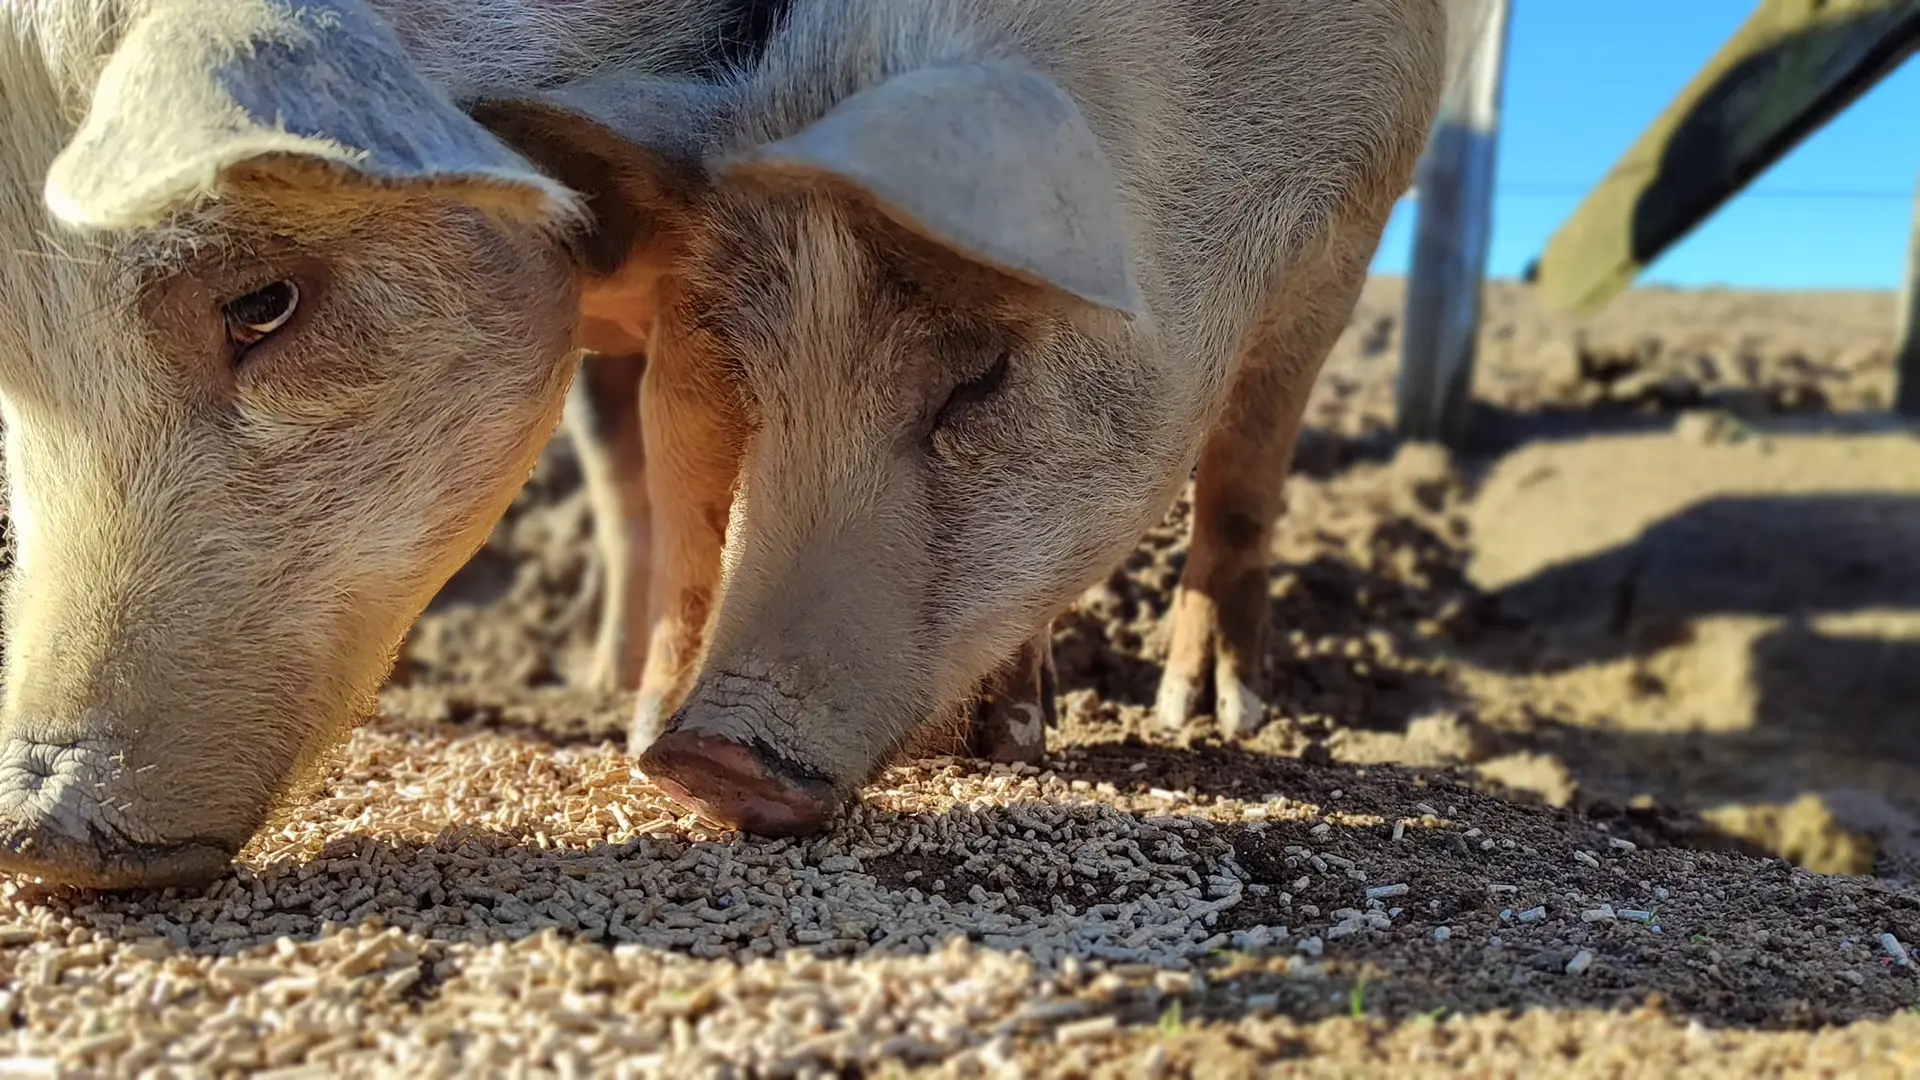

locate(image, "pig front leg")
[[565, 351, 652, 692], [1156, 250, 1371, 737], [1155, 360, 1295, 737], [965, 627, 1057, 763]]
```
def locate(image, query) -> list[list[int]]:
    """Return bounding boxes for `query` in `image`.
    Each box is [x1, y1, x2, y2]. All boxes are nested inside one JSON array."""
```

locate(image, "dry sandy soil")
[[4, 279, 1920, 1077]]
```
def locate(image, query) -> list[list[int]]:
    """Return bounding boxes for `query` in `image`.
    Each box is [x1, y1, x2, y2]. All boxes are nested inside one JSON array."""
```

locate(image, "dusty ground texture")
[[5, 279, 1920, 1077]]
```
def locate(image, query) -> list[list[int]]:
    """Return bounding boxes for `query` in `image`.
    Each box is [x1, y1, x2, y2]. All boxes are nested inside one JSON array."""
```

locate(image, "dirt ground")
[[5, 278, 1920, 1077]]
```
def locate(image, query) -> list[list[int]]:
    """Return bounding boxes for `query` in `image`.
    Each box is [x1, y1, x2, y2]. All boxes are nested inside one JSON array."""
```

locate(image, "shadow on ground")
[[1049, 416, 1920, 878]]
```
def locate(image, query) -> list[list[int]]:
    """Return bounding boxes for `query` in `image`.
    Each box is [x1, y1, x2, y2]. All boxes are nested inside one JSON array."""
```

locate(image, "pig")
[[0, 0, 1441, 889], [0, 0, 845, 889], [550, 1, 1447, 831]]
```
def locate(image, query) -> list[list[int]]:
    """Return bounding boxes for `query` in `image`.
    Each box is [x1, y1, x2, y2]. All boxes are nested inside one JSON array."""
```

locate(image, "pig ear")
[[45, 0, 576, 231], [722, 65, 1146, 318], [468, 77, 726, 279]]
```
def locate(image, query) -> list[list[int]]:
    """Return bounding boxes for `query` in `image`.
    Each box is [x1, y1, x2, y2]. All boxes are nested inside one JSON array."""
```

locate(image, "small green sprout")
[[1159, 999, 1186, 1036]]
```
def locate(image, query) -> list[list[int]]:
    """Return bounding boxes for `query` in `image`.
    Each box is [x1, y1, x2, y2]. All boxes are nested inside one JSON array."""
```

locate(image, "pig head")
[[620, 69, 1176, 834], [0, 0, 709, 889]]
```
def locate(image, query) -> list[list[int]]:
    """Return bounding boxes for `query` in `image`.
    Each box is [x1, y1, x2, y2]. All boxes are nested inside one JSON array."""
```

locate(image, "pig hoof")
[[1153, 673, 1199, 731], [970, 700, 1049, 764], [1216, 673, 1270, 737], [638, 731, 841, 836]]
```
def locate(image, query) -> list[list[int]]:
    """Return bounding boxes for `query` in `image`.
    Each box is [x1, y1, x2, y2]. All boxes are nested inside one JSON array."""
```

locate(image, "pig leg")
[[629, 351, 747, 751], [565, 351, 652, 692], [964, 625, 1058, 764], [1156, 246, 1373, 737]]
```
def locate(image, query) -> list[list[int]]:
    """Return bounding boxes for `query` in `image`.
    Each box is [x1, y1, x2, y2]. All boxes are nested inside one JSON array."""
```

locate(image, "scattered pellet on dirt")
[[1391, 821, 1406, 842], [1056, 1016, 1120, 1044], [1575, 851, 1602, 869], [0, 1057, 56, 1079], [1433, 926, 1451, 942], [1366, 884, 1409, 900], [1621, 910, 1655, 923], [1582, 905, 1618, 923], [1519, 906, 1548, 923], [1881, 934, 1912, 967], [1566, 950, 1596, 976]]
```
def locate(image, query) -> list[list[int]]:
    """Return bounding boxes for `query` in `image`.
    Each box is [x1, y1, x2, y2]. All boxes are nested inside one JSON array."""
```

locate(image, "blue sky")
[[1368, 1, 1920, 291]]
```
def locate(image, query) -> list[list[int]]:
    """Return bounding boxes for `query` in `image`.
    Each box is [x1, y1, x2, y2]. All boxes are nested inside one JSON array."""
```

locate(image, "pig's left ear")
[[465, 77, 726, 354], [467, 77, 724, 280], [721, 65, 1147, 319], [45, 0, 577, 231]]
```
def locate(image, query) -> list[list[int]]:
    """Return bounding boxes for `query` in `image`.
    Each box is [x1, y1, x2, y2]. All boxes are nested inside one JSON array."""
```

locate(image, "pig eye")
[[222, 280, 300, 354], [934, 351, 1011, 431]]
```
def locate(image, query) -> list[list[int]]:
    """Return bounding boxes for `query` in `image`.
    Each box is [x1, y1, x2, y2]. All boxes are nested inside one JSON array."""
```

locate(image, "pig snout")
[[0, 738, 236, 890], [637, 671, 849, 836]]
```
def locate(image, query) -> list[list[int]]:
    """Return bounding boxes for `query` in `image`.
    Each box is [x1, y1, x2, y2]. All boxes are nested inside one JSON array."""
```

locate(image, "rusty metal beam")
[[1534, 0, 1920, 315]]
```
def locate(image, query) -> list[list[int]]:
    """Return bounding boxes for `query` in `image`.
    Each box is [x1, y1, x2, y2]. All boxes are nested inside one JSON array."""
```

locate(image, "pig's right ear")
[[721, 64, 1146, 319]]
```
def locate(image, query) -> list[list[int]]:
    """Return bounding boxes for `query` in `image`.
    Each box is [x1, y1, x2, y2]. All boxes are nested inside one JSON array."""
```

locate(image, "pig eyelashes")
[[222, 280, 300, 359], [932, 351, 1012, 433]]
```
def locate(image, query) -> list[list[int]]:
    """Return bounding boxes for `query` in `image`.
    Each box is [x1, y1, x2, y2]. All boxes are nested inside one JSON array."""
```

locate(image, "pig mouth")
[[0, 739, 238, 891], [638, 729, 844, 837], [0, 823, 235, 891]]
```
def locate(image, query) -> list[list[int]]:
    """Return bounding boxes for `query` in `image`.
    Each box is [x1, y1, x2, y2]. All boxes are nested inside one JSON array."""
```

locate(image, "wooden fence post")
[[1898, 172, 1920, 418], [1397, 0, 1514, 449]]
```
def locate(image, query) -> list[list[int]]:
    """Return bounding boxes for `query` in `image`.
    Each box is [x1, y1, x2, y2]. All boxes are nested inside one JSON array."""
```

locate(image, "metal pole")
[[1896, 170, 1920, 418], [1397, 0, 1513, 449]]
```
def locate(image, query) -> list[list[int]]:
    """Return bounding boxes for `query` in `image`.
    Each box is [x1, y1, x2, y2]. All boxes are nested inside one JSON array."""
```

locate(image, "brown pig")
[[543, 1, 1446, 832]]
